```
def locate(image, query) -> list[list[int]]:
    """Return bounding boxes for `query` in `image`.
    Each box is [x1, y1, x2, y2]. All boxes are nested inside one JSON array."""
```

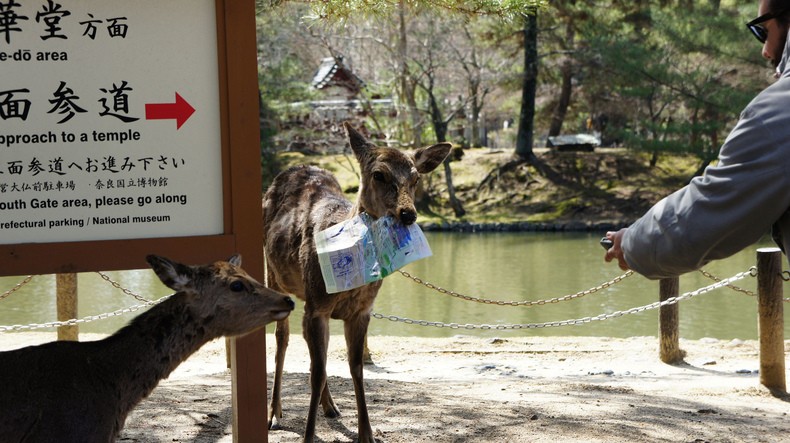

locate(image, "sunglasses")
[[747, 7, 790, 43]]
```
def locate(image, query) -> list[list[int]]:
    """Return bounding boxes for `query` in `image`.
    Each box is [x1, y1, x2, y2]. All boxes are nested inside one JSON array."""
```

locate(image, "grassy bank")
[[266, 147, 701, 227]]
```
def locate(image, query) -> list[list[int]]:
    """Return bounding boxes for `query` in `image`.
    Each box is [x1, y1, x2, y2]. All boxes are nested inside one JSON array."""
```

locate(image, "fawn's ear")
[[344, 121, 373, 161], [147, 255, 195, 291], [413, 142, 452, 174], [228, 254, 242, 267]]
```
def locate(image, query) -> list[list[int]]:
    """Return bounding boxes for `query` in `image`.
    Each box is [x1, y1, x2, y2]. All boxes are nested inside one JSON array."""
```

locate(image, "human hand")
[[603, 228, 630, 271]]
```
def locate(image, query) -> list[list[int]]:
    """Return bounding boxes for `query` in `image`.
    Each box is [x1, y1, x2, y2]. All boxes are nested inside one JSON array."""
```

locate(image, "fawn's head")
[[345, 122, 451, 225], [147, 255, 294, 337]]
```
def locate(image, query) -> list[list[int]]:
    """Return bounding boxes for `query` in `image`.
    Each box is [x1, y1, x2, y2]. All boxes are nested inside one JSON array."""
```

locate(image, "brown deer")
[[263, 122, 451, 442], [0, 254, 294, 443]]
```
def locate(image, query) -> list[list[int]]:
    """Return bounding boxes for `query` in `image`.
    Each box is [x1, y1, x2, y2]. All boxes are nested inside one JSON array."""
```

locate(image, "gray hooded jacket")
[[622, 33, 790, 279]]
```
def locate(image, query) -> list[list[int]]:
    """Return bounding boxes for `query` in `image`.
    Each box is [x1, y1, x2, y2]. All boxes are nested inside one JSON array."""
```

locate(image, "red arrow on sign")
[[145, 92, 195, 130]]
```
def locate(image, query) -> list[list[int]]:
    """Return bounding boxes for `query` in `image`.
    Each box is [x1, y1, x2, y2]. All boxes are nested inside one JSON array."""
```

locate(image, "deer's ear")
[[344, 121, 373, 160], [228, 254, 242, 267], [413, 143, 452, 174], [147, 255, 194, 291]]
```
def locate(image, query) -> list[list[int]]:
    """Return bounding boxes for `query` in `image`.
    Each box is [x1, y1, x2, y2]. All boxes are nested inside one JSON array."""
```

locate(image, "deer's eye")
[[372, 171, 385, 182], [230, 281, 245, 292]]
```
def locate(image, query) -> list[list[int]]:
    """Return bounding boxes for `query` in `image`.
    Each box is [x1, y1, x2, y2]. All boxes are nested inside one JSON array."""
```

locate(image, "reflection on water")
[[0, 232, 785, 340]]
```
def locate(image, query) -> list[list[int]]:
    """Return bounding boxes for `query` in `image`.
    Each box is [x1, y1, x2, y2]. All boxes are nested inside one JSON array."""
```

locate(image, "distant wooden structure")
[[311, 55, 365, 100], [281, 55, 370, 126]]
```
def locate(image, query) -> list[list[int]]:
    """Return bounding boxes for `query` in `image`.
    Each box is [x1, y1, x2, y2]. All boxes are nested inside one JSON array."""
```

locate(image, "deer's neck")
[[106, 293, 211, 417]]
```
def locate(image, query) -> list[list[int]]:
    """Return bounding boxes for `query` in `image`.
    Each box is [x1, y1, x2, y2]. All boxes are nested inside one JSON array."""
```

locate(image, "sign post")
[[1, 0, 268, 439]]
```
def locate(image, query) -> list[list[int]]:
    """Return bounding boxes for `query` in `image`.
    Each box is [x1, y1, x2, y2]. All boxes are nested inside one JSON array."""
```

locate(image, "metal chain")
[[374, 269, 753, 330], [699, 267, 790, 302], [96, 272, 153, 303], [0, 272, 160, 331], [0, 295, 173, 333], [397, 269, 634, 307], [698, 267, 757, 297], [0, 275, 35, 302], [1, 273, 151, 304]]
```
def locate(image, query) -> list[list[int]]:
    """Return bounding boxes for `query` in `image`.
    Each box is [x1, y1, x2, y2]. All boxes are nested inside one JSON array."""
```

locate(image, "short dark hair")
[[769, 0, 790, 24]]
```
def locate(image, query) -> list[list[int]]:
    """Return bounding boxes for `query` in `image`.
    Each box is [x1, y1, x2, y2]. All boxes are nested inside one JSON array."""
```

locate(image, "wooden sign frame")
[[0, 0, 269, 440]]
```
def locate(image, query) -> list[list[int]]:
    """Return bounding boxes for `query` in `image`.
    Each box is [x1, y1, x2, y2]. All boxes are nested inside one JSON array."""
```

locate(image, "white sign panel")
[[0, 0, 223, 244]]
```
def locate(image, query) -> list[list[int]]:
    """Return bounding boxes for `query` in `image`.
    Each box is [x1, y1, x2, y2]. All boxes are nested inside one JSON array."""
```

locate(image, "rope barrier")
[[373, 268, 755, 330]]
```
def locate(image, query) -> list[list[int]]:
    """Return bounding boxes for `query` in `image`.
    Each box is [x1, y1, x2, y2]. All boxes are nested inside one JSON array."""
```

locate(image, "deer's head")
[[147, 255, 294, 337], [345, 122, 451, 225]]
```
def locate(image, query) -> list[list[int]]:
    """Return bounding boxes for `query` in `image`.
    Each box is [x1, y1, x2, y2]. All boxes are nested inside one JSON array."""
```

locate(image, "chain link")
[[96, 272, 153, 303], [0, 275, 35, 302], [375, 269, 754, 330], [698, 267, 757, 297], [0, 272, 157, 331], [699, 267, 790, 302], [398, 269, 634, 306], [0, 294, 173, 333]]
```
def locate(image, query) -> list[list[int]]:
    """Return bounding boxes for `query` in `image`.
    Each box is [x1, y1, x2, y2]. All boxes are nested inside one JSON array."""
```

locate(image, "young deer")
[[0, 255, 294, 443], [263, 122, 451, 442]]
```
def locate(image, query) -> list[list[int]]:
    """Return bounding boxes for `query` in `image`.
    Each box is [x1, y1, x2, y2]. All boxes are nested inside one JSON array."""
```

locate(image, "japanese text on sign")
[[1, 0, 223, 244]]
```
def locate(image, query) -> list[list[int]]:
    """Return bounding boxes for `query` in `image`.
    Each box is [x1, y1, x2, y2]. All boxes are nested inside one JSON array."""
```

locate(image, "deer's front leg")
[[268, 317, 289, 430], [302, 312, 332, 442], [345, 313, 376, 443]]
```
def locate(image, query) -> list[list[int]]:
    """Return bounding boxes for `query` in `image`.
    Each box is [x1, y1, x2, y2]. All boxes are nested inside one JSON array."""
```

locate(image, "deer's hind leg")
[[268, 316, 290, 430]]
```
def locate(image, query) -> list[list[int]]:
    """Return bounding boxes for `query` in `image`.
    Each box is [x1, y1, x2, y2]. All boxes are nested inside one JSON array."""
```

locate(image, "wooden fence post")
[[56, 273, 79, 341], [756, 247, 785, 394], [659, 276, 685, 363]]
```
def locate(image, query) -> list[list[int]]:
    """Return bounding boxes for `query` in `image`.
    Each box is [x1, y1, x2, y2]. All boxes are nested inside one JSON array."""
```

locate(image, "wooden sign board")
[[0, 0, 268, 440]]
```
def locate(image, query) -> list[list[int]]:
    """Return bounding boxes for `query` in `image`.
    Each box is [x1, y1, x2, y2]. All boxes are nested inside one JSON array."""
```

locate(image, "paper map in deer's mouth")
[[314, 214, 432, 293]]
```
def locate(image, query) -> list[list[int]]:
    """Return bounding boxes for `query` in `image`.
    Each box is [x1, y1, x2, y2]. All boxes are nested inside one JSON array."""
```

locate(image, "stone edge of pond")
[[419, 220, 634, 233]]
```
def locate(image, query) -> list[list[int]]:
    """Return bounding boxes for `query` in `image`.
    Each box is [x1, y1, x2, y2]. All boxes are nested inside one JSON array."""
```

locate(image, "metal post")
[[56, 273, 78, 341], [659, 276, 685, 363], [757, 247, 785, 394]]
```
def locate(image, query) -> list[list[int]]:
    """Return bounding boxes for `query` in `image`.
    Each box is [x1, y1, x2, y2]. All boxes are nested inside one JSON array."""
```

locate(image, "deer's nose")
[[399, 208, 417, 225]]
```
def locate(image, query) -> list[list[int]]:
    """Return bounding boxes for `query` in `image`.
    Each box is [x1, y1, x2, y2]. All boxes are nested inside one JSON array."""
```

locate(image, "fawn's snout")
[[270, 295, 296, 321], [272, 294, 296, 320]]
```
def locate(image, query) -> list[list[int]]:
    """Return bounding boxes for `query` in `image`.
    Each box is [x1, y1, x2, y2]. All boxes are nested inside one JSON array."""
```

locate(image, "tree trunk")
[[548, 18, 574, 138], [548, 62, 572, 137], [397, 1, 421, 147], [515, 12, 538, 160], [469, 82, 482, 147], [443, 160, 465, 217], [427, 89, 465, 217]]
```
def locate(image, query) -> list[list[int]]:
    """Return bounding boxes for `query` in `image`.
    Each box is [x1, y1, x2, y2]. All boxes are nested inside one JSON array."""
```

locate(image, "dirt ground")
[[2, 333, 789, 442]]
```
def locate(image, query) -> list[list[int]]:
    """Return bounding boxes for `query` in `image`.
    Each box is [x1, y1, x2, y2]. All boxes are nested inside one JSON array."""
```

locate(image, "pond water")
[[0, 232, 785, 341]]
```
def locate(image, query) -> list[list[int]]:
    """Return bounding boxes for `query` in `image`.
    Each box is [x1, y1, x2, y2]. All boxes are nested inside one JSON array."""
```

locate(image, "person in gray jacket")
[[604, 0, 790, 279]]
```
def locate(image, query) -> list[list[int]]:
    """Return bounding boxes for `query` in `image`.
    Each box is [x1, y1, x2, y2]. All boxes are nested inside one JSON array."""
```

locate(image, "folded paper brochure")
[[315, 213, 432, 293]]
